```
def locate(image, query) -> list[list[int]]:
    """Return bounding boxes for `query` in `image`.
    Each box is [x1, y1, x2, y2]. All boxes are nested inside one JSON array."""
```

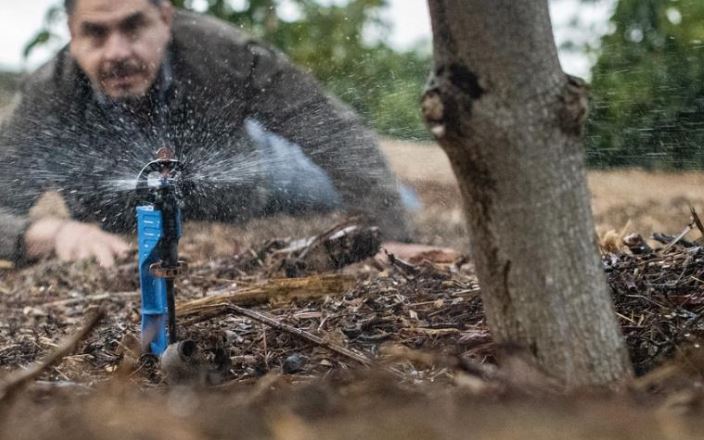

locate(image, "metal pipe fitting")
[[159, 340, 202, 384]]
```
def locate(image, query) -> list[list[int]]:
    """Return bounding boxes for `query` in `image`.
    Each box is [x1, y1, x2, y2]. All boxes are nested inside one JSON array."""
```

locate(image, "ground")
[[386, 140, 704, 249], [3, 139, 704, 438]]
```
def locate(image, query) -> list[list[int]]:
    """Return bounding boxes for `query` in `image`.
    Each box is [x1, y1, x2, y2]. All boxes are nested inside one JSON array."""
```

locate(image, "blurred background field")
[[382, 140, 704, 250]]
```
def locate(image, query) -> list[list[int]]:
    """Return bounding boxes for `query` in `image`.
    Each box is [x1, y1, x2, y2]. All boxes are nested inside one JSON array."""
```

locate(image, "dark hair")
[[64, 0, 163, 15]]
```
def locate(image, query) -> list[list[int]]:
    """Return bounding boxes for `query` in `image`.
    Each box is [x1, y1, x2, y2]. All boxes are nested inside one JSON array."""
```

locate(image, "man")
[[0, 0, 411, 267]]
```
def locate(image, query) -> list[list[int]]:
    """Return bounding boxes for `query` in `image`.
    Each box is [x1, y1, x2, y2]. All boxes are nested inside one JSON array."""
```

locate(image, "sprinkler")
[[135, 146, 187, 355]]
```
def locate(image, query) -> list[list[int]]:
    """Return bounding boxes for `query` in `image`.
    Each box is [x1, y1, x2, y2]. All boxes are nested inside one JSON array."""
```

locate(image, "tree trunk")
[[423, 0, 632, 387]]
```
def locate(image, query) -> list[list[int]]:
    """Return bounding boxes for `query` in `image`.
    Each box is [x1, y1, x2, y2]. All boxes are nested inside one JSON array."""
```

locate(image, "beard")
[[100, 58, 145, 80], [97, 59, 153, 103]]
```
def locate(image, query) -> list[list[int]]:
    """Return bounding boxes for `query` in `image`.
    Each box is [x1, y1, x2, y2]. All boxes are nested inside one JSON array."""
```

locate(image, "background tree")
[[423, 0, 632, 386], [588, 0, 704, 169], [27, 0, 432, 140]]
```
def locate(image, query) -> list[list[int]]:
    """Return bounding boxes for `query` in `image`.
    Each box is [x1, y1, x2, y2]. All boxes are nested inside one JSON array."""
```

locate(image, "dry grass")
[[380, 139, 704, 246], [380, 138, 456, 185], [588, 169, 704, 237]]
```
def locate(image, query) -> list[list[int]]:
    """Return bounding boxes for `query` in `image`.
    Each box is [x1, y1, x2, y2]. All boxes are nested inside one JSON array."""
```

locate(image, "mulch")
[[2, 215, 704, 387]]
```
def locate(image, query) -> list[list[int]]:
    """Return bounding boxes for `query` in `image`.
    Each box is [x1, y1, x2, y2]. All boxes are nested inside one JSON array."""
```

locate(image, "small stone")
[[283, 353, 307, 374]]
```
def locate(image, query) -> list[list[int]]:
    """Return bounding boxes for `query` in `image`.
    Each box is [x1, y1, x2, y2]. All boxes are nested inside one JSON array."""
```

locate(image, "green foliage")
[[588, 0, 704, 169], [175, 0, 432, 139], [23, 31, 52, 59], [323, 46, 431, 139], [27, 0, 431, 140], [23, 4, 65, 59]]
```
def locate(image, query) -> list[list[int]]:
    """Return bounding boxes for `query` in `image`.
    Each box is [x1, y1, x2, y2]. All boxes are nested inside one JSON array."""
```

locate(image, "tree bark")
[[423, 0, 632, 387]]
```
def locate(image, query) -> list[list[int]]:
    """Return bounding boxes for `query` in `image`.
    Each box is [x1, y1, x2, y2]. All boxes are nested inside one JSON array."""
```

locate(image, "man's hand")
[[379, 241, 461, 264], [24, 217, 130, 267]]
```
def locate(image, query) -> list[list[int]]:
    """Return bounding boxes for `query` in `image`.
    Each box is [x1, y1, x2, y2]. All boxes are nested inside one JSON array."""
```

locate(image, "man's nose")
[[103, 32, 131, 61]]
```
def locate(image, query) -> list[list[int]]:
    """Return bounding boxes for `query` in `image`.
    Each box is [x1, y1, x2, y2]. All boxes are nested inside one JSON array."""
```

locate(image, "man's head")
[[66, 0, 174, 100]]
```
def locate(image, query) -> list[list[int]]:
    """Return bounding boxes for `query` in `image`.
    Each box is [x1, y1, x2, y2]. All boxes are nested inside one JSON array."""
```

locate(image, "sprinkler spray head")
[[136, 146, 184, 200]]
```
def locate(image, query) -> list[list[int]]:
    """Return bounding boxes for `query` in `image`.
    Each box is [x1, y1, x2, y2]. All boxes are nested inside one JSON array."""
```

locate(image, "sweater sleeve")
[[0, 208, 28, 262], [0, 86, 50, 262], [244, 43, 411, 242]]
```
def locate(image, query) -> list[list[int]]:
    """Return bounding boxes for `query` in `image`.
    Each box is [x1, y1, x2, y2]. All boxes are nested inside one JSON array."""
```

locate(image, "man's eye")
[[121, 18, 146, 38], [126, 27, 142, 40], [83, 27, 107, 40]]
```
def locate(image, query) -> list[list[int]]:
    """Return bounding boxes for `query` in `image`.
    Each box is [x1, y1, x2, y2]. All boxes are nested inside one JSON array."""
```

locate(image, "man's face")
[[68, 0, 174, 100]]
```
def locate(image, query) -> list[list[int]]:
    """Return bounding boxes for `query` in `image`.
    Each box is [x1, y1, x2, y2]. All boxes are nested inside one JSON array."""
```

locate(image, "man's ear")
[[159, 1, 175, 27], [67, 15, 77, 39], [68, 23, 78, 59]]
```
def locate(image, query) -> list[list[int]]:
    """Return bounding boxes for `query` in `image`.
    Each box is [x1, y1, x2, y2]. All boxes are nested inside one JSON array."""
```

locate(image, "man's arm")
[[244, 43, 412, 242], [0, 89, 42, 262], [0, 75, 128, 266], [0, 142, 129, 266], [0, 208, 28, 262]]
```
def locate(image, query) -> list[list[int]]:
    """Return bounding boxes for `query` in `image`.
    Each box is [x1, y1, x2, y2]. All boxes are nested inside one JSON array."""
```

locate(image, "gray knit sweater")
[[0, 10, 409, 261]]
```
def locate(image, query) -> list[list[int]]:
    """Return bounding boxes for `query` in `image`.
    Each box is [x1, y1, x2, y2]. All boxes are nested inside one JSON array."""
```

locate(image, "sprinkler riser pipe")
[[137, 205, 181, 355]]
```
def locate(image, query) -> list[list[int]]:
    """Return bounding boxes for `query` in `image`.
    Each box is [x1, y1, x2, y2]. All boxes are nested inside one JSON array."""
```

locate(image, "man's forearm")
[[0, 208, 29, 262], [245, 43, 412, 241], [258, 98, 411, 240]]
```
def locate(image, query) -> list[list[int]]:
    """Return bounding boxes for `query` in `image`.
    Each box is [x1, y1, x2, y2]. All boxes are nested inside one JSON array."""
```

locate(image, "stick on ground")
[[0, 308, 105, 405], [188, 303, 373, 367], [177, 274, 356, 314]]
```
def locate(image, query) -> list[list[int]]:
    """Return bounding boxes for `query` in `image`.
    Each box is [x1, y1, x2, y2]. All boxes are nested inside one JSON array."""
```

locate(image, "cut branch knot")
[[422, 73, 447, 138], [558, 74, 589, 136]]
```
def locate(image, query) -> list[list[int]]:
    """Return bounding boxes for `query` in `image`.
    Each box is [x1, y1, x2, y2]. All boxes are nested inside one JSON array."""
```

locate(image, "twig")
[[193, 303, 373, 367], [652, 233, 695, 248], [660, 223, 694, 254], [667, 305, 704, 352], [0, 308, 104, 405], [295, 217, 360, 261], [385, 250, 420, 277], [177, 274, 356, 314], [691, 206, 704, 243], [41, 291, 139, 309]]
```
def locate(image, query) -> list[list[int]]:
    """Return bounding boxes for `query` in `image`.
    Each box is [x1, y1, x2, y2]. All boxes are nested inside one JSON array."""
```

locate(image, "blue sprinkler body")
[[135, 147, 184, 356], [137, 206, 182, 355]]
